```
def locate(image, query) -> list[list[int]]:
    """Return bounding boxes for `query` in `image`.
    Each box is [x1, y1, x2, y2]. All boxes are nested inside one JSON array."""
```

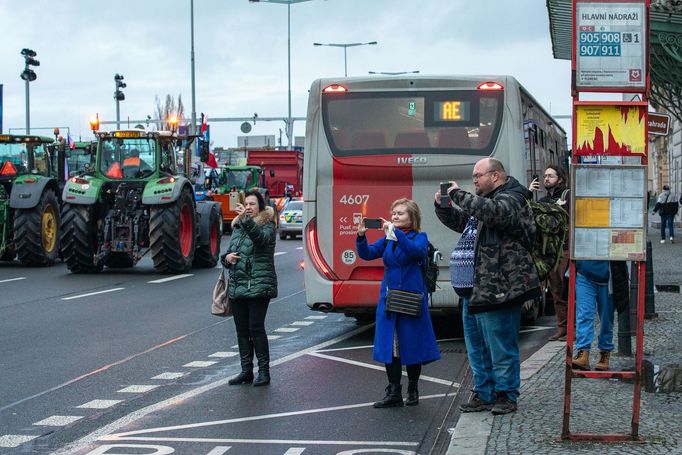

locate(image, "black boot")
[[228, 337, 254, 385], [405, 381, 419, 406], [252, 336, 270, 386], [373, 384, 404, 408]]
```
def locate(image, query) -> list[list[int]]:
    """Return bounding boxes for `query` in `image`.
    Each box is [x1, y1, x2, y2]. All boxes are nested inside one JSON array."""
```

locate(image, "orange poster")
[[575, 104, 646, 155]]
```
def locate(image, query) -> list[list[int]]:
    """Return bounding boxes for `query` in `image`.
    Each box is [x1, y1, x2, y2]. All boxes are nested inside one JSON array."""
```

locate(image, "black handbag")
[[385, 288, 423, 317]]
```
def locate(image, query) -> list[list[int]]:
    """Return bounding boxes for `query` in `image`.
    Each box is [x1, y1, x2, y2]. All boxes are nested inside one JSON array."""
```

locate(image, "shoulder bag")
[[385, 288, 423, 317], [211, 269, 232, 317]]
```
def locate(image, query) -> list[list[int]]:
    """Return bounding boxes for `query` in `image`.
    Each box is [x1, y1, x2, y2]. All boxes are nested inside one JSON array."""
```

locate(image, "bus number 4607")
[[339, 194, 369, 205]]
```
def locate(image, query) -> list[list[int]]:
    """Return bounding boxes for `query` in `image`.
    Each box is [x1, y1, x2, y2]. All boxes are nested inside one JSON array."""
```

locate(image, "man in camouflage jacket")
[[435, 157, 540, 414]]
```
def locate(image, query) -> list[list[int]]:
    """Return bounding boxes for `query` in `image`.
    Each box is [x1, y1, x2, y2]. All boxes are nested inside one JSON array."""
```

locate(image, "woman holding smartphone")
[[222, 190, 277, 387], [356, 198, 440, 408]]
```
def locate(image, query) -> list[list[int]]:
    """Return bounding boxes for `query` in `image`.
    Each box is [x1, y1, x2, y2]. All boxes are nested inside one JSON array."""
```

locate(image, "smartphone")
[[532, 174, 539, 181], [440, 182, 450, 208], [364, 218, 383, 229]]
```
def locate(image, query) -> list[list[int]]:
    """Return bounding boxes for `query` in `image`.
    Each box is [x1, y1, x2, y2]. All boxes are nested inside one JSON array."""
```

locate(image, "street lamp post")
[[369, 71, 420, 76], [249, 0, 313, 150], [20, 48, 39, 134], [313, 41, 378, 77], [114, 74, 126, 130], [190, 0, 197, 153]]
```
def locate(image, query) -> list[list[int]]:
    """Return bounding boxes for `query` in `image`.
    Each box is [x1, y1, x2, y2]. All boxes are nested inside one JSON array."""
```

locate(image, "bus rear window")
[[322, 90, 502, 156]]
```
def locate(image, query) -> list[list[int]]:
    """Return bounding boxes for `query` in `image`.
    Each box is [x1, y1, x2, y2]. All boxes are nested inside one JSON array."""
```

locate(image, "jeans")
[[232, 297, 270, 339], [462, 298, 522, 403], [660, 214, 675, 240], [575, 273, 614, 352]]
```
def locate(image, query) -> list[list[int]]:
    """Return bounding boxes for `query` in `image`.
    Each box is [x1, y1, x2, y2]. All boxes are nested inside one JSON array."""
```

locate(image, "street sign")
[[648, 112, 670, 136]]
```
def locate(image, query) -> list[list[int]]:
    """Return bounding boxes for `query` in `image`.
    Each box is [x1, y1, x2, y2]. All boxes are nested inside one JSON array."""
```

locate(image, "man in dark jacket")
[[529, 165, 570, 340], [653, 185, 677, 243], [436, 157, 540, 415]]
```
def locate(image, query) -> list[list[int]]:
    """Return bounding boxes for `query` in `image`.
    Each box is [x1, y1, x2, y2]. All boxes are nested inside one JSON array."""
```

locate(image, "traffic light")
[[20, 48, 39, 82], [114, 74, 126, 101]]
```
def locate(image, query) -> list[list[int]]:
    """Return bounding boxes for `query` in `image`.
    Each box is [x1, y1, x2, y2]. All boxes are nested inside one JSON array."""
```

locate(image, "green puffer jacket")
[[224, 206, 278, 300]]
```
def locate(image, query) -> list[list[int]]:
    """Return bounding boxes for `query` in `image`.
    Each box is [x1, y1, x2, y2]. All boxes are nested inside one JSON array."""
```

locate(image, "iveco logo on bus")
[[397, 156, 428, 165]]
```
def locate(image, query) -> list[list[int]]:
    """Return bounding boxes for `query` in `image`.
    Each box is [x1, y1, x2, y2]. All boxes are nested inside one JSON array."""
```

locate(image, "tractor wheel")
[[60, 204, 103, 273], [14, 189, 60, 266], [193, 207, 221, 267], [150, 189, 196, 273], [105, 253, 134, 268]]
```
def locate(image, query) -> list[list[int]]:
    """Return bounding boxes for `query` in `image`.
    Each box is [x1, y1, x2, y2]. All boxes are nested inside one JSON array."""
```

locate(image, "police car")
[[277, 199, 303, 240]]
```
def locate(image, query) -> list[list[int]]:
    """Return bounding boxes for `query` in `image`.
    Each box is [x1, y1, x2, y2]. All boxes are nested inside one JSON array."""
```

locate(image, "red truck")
[[246, 149, 303, 212]]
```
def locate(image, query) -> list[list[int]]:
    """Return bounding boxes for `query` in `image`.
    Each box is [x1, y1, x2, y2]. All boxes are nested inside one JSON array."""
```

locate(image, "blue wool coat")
[[356, 229, 441, 365]]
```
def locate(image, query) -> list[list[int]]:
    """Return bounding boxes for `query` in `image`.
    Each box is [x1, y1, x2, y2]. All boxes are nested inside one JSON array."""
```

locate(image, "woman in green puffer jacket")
[[222, 190, 277, 387]]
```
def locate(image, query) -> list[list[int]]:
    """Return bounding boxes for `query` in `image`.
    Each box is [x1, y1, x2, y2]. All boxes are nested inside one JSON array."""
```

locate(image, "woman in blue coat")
[[356, 198, 441, 408]]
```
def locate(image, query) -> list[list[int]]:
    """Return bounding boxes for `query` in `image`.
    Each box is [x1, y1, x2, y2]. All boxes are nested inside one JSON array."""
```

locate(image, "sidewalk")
[[447, 230, 682, 454]]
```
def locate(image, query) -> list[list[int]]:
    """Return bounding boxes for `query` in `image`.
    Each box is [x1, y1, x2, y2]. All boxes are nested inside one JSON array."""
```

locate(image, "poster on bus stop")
[[575, 1, 647, 91], [574, 103, 646, 155]]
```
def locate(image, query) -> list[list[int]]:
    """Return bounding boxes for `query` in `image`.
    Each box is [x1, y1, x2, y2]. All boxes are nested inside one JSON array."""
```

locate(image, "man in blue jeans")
[[436, 158, 540, 415], [653, 185, 676, 243], [572, 260, 614, 370]]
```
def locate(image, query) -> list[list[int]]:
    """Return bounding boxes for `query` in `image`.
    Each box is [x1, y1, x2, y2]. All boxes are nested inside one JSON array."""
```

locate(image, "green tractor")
[[0, 134, 62, 265], [60, 129, 222, 273]]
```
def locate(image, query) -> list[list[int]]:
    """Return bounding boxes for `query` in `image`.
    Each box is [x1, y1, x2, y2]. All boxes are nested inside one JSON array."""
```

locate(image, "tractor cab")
[[0, 134, 55, 182]]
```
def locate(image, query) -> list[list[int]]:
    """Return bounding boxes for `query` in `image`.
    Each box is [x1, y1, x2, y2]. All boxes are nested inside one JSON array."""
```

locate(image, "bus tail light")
[[323, 84, 348, 93], [305, 217, 338, 280], [477, 82, 503, 91]]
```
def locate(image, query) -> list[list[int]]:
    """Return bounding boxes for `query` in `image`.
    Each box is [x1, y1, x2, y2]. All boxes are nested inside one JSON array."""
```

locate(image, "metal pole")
[[190, 0, 197, 151], [286, 1, 292, 150], [115, 78, 121, 130], [344, 46, 348, 77], [24, 67, 30, 134]]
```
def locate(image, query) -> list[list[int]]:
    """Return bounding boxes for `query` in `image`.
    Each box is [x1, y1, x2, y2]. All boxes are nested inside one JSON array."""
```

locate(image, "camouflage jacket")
[[435, 176, 540, 313]]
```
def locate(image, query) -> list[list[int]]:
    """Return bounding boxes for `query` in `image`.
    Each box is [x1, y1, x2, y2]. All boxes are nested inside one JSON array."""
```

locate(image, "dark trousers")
[[232, 297, 270, 339], [547, 252, 569, 332], [385, 357, 422, 384], [660, 214, 675, 240]]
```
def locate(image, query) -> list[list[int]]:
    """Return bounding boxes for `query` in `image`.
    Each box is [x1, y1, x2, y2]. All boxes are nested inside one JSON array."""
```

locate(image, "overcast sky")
[[0, 0, 572, 147]]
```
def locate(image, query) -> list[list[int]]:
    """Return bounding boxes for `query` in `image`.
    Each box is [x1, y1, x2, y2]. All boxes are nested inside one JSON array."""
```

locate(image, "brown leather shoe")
[[594, 350, 611, 371], [572, 349, 590, 370]]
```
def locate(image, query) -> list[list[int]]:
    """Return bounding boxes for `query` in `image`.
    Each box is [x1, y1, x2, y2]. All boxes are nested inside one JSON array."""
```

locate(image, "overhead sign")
[[648, 112, 670, 136], [574, 103, 647, 155], [575, 1, 647, 91]]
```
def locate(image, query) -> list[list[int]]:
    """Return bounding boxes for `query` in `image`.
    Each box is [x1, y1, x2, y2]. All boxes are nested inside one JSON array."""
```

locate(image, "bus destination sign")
[[575, 1, 647, 91], [434, 100, 471, 122]]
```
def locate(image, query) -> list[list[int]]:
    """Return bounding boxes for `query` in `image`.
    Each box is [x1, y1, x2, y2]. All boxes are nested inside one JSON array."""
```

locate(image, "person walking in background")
[[356, 198, 440, 408], [529, 165, 570, 341], [571, 260, 614, 371], [653, 185, 677, 243], [222, 190, 277, 387], [435, 157, 540, 415]]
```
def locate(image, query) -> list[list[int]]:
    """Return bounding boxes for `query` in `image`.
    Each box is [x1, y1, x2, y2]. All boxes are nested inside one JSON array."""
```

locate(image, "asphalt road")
[[0, 236, 555, 454]]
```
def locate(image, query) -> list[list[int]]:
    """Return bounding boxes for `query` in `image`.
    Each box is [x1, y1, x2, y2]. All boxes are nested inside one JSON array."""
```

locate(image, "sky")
[[0, 0, 573, 148]]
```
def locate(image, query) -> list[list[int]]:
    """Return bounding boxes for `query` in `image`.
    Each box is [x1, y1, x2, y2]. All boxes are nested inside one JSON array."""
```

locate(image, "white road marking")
[[291, 321, 314, 326], [317, 344, 373, 352], [62, 288, 124, 301], [148, 274, 193, 284], [267, 335, 282, 340], [308, 351, 459, 387], [0, 277, 26, 283], [274, 251, 287, 256], [105, 436, 420, 447], [183, 361, 218, 368], [274, 327, 300, 333], [117, 385, 159, 393], [283, 449, 305, 455], [77, 400, 122, 409], [57, 324, 375, 453], [0, 434, 39, 448], [33, 415, 83, 426], [305, 315, 327, 320], [296, 246, 303, 250], [207, 447, 232, 455], [151, 372, 185, 380], [209, 351, 238, 358]]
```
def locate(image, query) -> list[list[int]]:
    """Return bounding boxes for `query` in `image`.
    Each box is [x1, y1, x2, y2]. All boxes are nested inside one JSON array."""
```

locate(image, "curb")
[[446, 340, 565, 455]]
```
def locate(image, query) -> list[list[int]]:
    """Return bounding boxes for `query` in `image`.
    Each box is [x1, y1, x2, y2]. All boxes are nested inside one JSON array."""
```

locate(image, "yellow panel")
[[575, 198, 610, 227], [113, 131, 142, 138]]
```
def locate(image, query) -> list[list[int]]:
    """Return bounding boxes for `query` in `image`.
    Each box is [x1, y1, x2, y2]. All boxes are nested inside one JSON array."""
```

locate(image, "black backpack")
[[422, 242, 441, 294]]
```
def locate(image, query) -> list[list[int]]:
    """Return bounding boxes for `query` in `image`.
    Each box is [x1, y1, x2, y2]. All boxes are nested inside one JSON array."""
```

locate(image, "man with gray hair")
[[435, 157, 540, 415]]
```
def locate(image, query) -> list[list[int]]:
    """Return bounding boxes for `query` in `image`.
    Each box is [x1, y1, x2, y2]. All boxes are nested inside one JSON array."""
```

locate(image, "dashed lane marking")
[[117, 385, 160, 393], [267, 335, 282, 340], [305, 315, 327, 320], [207, 447, 232, 455], [0, 277, 26, 283], [209, 351, 238, 358], [151, 372, 185, 380], [308, 351, 459, 387], [0, 434, 38, 448], [274, 327, 300, 333], [33, 415, 83, 426], [296, 247, 303, 250], [148, 274, 194, 284], [290, 321, 314, 326], [283, 449, 305, 455], [183, 361, 219, 368], [77, 400, 122, 409], [274, 251, 287, 256], [62, 288, 125, 301]]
